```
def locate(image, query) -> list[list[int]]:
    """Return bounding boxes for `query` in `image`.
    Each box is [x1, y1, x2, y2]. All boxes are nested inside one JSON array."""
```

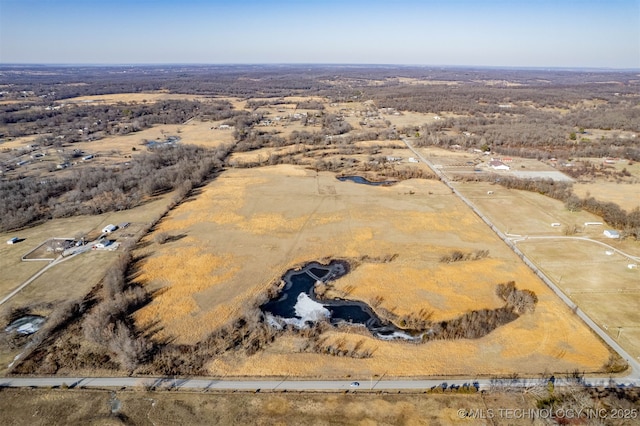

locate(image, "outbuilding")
[[93, 240, 113, 249], [102, 224, 117, 234], [489, 160, 510, 171], [603, 230, 620, 239]]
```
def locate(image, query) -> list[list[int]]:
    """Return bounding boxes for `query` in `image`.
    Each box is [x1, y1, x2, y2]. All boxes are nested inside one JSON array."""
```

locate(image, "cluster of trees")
[[0, 144, 230, 232], [307, 335, 372, 359], [82, 253, 153, 371], [496, 281, 538, 315], [1, 99, 237, 143], [439, 249, 490, 263], [563, 162, 635, 182]]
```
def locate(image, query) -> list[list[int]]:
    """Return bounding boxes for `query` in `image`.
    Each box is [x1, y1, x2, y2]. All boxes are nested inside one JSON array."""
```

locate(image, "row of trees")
[[82, 253, 153, 371]]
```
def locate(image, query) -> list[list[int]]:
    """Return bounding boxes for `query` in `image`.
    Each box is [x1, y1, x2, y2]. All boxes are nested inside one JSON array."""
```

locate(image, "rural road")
[[1, 375, 639, 392], [401, 138, 640, 382]]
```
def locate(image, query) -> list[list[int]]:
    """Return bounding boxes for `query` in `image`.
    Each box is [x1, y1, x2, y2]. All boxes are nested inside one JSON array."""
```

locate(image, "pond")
[[260, 261, 422, 341], [337, 176, 396, 186]]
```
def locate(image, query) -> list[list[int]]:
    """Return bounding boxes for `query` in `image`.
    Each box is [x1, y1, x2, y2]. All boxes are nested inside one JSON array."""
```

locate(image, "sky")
[[0, 0, 638, 68]]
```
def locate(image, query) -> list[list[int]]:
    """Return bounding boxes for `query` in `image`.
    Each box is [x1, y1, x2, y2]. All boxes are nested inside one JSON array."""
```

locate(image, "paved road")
[[401, 138, 640, 382], [1, 375, 638, 391]]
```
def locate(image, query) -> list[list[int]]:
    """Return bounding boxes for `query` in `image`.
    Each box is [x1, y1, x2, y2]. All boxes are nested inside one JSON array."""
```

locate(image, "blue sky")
[[1, 0, 638, 68]]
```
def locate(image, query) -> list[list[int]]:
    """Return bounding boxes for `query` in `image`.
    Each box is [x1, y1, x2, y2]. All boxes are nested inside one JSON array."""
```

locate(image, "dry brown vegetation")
[[119, 165, 612, 378], [4, 385, 638, 426]]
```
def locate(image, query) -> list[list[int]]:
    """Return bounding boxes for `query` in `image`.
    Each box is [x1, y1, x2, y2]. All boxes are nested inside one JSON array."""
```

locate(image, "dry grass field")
[[57, 92, 211, 105], [456, 181, 640, 361], [134, 164, 611, 378], [79, 119, 233, 156], [573, 182, 640, 212], [0, 193, 171, 302], [0, 193, 174, 375], [455, 181, 608, 237], [0, 387, 547, 426]]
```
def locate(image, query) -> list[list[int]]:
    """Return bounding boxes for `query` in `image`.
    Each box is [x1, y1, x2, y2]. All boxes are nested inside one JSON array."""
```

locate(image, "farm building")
[[102, 224, 117, 234], [603, 230, 620, 239], [93, 240, 113, 249], [489, 160, 510, 171]]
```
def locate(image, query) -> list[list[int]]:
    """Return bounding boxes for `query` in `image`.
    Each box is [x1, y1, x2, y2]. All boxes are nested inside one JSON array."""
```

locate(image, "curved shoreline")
[[260, 260, 422, 341], [336, 175, 397, 186]]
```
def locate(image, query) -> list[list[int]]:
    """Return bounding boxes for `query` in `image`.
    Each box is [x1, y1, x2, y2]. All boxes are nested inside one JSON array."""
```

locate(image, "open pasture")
[[134, 165, 611, 377], [458, 181, 640, 362]]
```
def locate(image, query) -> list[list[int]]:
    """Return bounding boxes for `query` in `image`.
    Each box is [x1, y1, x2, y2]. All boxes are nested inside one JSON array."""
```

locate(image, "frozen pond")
[[261, 261, 421, 341]]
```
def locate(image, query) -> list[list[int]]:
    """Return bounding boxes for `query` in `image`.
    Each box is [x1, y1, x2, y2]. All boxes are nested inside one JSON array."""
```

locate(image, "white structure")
[[584, 222, 603, 227], [551, 223, 561, 227], [603, 230, 620, 239], [6, 237, 19, 244], [102, 224, 117, 234], [93, 240, 113, 249], [489, 160, 510, 171]]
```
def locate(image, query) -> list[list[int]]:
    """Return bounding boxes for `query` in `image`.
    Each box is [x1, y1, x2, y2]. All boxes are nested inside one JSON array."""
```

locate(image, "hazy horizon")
[[1, 0, 639, 69]]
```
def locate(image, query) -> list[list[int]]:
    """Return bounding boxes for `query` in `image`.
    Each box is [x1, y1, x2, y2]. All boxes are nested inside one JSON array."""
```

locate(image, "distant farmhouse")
[[489, 160, 510, 171]]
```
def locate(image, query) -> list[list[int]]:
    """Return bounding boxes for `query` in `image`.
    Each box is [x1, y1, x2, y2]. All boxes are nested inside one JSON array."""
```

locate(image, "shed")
[[603, 230, 620, 239], [102, 224, 117, 234], [489, 160, 510, 171], [93, 240, 113, 249]]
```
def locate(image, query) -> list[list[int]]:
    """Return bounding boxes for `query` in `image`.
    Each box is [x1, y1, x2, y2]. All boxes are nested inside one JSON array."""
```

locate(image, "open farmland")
[[573, 181, 640, 212], [456, 181, 640, 362], [0, 192, 174, 375], [133, 164, 612, 378]]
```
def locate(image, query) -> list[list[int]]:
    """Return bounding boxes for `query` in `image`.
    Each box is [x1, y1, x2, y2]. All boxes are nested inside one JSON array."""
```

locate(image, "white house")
[[102, 224, 117, 234], [603, 230, 620, 239]]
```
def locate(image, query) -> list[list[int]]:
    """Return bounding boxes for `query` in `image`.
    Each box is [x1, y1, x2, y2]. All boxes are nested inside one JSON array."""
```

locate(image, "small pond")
[[261, 261, 421, 341], [337, 176, 396, 186]]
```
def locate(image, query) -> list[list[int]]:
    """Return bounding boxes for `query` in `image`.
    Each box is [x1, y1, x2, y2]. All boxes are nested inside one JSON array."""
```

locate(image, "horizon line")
[[1, 63, 639, 73]]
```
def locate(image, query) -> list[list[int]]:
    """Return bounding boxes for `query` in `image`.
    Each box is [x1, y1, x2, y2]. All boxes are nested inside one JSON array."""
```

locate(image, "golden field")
[[134, 164, 612, 377], [456, 181, 640, 361]]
